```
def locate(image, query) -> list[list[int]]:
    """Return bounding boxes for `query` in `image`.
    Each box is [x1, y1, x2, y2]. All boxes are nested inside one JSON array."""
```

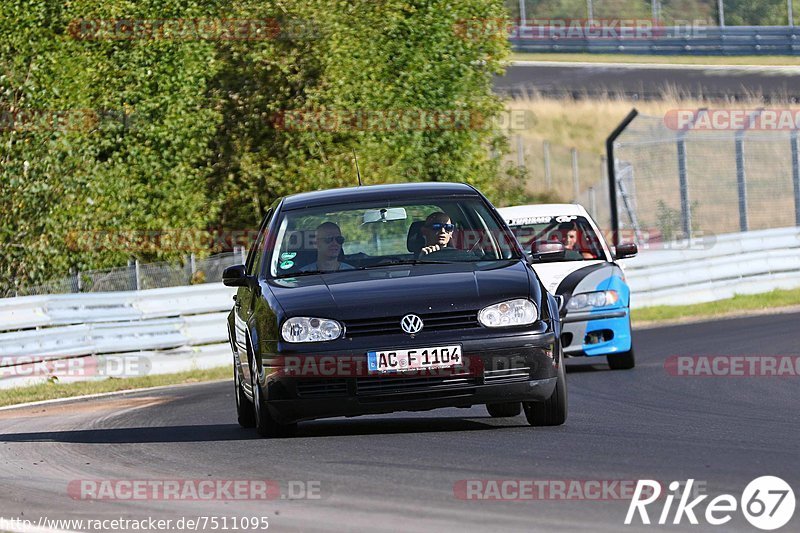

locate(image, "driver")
[[555, 222, 593, 260], [420, 212, 455, 255]]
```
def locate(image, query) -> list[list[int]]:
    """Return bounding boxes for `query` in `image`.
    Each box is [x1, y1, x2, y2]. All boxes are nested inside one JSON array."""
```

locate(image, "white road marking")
[[0, 378, 228, 412]]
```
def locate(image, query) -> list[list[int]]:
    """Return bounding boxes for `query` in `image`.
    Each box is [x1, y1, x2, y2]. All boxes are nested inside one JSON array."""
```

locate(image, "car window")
[[508, 216, 604, 261], [245, 209, 273, 277], [268, 198, 521, 277]]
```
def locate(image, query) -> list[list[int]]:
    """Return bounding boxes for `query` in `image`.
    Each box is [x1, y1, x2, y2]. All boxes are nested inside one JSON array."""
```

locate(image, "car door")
[[234, 210, 272, 384]]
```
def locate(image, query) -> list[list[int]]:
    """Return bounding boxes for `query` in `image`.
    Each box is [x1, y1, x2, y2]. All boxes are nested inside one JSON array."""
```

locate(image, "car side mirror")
[[223, 264, 249, 287], [614, 243, 638, 259], [530, 241, 566, 263]]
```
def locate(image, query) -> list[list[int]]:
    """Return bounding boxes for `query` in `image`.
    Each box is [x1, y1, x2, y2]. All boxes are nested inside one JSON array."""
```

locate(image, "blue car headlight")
[[281, 317, 343, 342], [566, 290, 619, 311], [478, 299, 538, 328]]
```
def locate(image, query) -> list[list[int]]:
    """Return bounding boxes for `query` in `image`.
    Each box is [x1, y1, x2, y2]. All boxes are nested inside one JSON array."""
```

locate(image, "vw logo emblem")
[[401, 314, 424, 335]]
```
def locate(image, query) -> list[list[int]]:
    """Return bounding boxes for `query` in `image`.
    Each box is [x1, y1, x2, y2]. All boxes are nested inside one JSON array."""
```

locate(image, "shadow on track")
[[0, 424, 259, 444], [564, 362, 612, 374], [0, 416, 536, 443], [294, 415, 527, 438]]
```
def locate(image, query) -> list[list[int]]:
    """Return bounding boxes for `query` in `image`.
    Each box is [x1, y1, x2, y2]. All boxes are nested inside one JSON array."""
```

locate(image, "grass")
[[501, 94, 800, 230], [632, 287, 800, 324], [506, 93, 800, 157], [0, 365, 230, 408], [510, 52, 800, 66]]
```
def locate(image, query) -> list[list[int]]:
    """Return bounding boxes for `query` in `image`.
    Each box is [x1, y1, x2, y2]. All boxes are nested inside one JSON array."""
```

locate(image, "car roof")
[[497, 203, 590, 220], [281, 182, 481, 210]]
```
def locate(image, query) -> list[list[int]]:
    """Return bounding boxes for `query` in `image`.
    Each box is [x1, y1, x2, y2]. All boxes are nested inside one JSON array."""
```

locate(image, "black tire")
[[234, 357, 256, 428], [523, 357, 567, 426], [607, 347, 635, 370], [250, 355, 297, 438], [486, 402, 522, 418]]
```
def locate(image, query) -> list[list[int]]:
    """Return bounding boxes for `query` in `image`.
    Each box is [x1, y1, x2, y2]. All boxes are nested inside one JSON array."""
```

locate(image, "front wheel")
[[607, 347, 635, 370], [523, 357, 567, 426], [250, 356, 297, 438]]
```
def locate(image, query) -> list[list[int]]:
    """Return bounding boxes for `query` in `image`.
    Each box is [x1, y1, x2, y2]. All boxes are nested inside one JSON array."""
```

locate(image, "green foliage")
[[209, 0, 513, 228], [655, 199, 700, 240], [720, 0, 791, 26], [2, 0, 515, 294], [1, 0, 223, 294]]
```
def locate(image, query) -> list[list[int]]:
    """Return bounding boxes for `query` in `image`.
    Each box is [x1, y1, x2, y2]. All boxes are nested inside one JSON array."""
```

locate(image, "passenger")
[[301, 222, 355, 272], [420, 212, 455, 255]]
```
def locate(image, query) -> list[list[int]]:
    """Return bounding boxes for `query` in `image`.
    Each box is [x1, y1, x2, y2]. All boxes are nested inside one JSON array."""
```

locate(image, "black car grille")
[[296, 379, 348, 398], [356, 374, 478, 396], [345, 310, 479, 338]]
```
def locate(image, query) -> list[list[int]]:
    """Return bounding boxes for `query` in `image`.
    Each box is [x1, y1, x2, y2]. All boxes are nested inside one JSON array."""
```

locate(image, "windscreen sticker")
[[279, 260, 294, 270], [555, 215, 578, 223], [280, 252, 297, 260], [508, 216, 552, 226]]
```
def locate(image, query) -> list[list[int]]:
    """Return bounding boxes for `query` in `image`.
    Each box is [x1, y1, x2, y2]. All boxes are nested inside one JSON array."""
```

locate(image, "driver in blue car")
[[301, 222, 355, 272], [420, 212, 455, 255]]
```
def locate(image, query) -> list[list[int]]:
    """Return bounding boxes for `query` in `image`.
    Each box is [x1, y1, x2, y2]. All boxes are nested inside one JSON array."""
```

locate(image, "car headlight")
[[566, 290, 619, 311], [478, 299, 537, 328], [281, 317, 342, 343]]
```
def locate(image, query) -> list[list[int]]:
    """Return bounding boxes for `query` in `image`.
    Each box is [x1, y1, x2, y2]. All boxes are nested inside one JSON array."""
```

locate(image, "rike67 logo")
[[625, 477, 796, 530]]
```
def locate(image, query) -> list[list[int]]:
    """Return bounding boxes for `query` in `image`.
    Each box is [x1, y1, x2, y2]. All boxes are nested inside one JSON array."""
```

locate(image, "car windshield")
[[507, 215, 605, 261], [268, 197, 522, 277]]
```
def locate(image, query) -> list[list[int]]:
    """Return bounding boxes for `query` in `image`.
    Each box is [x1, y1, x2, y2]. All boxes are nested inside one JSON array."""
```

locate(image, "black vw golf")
[[224, 182, 567, 437]]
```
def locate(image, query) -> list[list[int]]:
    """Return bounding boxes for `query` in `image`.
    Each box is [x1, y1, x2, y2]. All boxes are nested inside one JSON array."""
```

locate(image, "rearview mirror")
[[362, 207, 407, 224], [614, 242, 638, 259], [222, 264, 248, 287], [530, 241, 566, 263]]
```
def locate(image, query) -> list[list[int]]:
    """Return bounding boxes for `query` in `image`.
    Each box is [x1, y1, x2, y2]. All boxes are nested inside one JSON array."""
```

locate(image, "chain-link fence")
[[611, 110, 800, 243], [503, 0, 798, 26], [508, 134, 611, 228], [11, 250, 247, 298]]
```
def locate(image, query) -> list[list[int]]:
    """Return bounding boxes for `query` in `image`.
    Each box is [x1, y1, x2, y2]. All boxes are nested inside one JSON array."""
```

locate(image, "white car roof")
[[497, 203, 590, 222]]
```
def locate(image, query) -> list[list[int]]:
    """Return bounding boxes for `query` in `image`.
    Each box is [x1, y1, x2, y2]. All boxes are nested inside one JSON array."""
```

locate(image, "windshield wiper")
[[360, 258, 454, 269]]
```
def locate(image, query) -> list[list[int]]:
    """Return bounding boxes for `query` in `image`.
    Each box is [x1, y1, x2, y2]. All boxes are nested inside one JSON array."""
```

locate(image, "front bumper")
[[257, 329, 560, 423], [561, 307, 631, 357]]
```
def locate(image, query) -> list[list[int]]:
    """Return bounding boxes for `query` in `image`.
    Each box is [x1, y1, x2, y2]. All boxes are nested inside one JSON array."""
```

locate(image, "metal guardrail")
[[0, 284, 236, 389], [623, 227, 800, 308], [510, 25, 800, 55], [1, 227, 798, 387]]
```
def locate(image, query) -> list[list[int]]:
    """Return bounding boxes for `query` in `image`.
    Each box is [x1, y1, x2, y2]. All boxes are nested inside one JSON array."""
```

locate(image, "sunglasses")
[[321, 235, 345, 245], [426, 223, 455, 233]]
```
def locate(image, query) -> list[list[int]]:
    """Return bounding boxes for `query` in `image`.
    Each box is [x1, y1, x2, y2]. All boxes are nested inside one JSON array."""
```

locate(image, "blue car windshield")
[[267, 198, 522, 277]]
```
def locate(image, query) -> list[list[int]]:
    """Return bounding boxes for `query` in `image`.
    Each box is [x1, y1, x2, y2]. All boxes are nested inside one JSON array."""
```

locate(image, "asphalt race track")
[[1, 312, 798, 532], [495, 62, 800, 100]]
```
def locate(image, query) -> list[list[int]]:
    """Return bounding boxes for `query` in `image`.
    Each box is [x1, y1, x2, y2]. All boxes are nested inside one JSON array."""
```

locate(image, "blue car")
[[498, 204, 638, 370]]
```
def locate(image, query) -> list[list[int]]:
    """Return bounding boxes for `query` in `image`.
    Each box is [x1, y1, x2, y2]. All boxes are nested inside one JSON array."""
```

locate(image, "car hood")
[[266, 261, 533, 320], [532, 260, 607, 293]]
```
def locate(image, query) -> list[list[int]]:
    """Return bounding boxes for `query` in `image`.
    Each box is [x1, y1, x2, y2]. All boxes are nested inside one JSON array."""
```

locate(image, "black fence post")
[[606, 109, 639, 247]]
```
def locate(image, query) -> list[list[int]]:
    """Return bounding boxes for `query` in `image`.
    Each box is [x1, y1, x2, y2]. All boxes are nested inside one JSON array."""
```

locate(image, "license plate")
[[367, 345, 462, 373]]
